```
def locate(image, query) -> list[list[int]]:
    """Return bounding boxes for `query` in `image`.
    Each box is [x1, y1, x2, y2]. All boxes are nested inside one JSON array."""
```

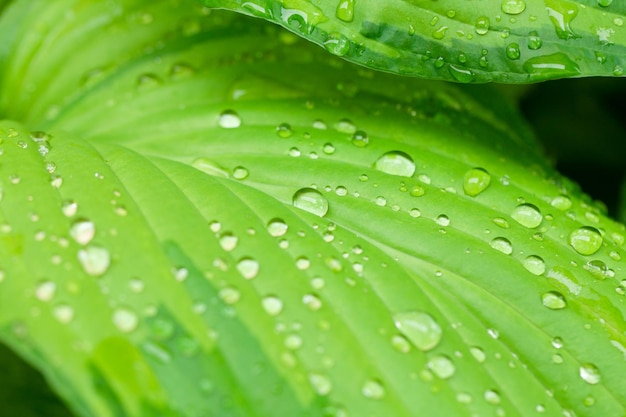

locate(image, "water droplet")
[[335, 119, 356, 134], [598, 0, 612, 6], [351, 130, 369, 147], [284, 334, 303, 350], [78, 246, 111, 276], [35, 280, 56, 302], [551, 195, 572, 210], [375, 196, 387, 207], [542, 291, 567, 309], [449, 65, 474, 83], [427, 355, 455, 379], [470, 346, 486, 363], [296, 257, 311, 270], [569, 226, 603, 255], [262, 295, 283, 316], [192, 158, 229, 178], [523, 53, 580, 77], [236, 257, 259, 279], [436, 215, 450, 227], [457, 392, 473, 404], [113, 307, 139, 333], [546, 3, 579, 40], [501, 0, 526, 14], [336, 0, 354, 22], [527, 31, 542, 50], [309, 373, 332, 395], [276, 123, 293, 138], [69, 219, 95, 245], [584, 259, 609, 279], [233, 166, 249, 180], [493, 217, 510, 228], [302, 293, 322, 311], [219, 286, 241, 305], [129, 278, 144, 293], [374, 151, 415, 177], [490, 237, 513, 255], [61, 200, 78, 217], [506, 43, 521, 60], [475, 16, 490, 35], [511, 203, 542, 228], [324, 32, 350, 56], [410, 185, 425, 197], [484, 389, 501, 404], [53, 304, 74, 324], [361, 379, 385, 399], [136, 73, 162, 90], [393, 311, 442, 351], [267, 218, 288, 237], [172, 267, 188, 282], [293, 188, 329, 217], [432, 26, 448, 40], [218, 110, 241, 128], [523, 255, 546, 275], [391, 335, 411, 353], [579, 363, 600, 384], [219, 232, 238, 252], [463, 168, 491, 197]]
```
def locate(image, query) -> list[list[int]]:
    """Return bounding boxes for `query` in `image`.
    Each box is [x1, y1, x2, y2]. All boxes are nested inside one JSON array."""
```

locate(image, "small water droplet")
[[449, 65, 474, 83], [579, 363, 600, 384], [335, 0, 354, 22], [293, 188, 329, 217], [551, 195, 572, 210], [490, 237, 513, 254], [53, 304, 74, 324], [374, 151, 415, 177], [547, 3, 579, 40], [511, 203, 542, 228], [136, 73, 162, 90], [436, 215, 450, 227], [470, 346, 486, 363], [309, 373, 332, 395], [69, 219, 95, 246], [192, 158, 229, 178], [351, 130, 369, 147], [262, 295, 283, 316], [569, 226, 603, 255], [463, 168, 491, 197], [233, 166, 249, 180], [394, 311, 442, 351], [542, 291, 567, 309], [285, 334, 303, 350], [335, 119, 356, 134], [484, 389, 501, 404], [113, 307, 139, 333], [62, 200, 78, 217], [267, 218, 288, 237], [236, 257, 259, 279], [218, 110, 241, 128], [296, 256, 311, 270], [219, 286, 241, 305], [427, 355, 455, 379], [361, 379, 385, 399], [78, 246, 111, 276], [219, 232, 238, 252], [584, 259, 609, 279], [523, 255, 546, 275], [527, 31, 542, 49], [324, 32, 350, 56], [391, 335, 411, 353], [501, 0, 526, 15], [475, 16, 490, 35], [35, 280, 56, 302], [506, 43, 521, 60], [276, 123, 293, 138], [302, 293, 322, 311]]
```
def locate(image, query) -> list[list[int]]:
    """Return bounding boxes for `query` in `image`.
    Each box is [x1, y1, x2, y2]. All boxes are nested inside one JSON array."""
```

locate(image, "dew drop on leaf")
[[579, 363, 601, 384], [335, 119, 356, 134], [542, 291, 567, 309], [335, 0, 354, 22], [276, 122, 293, 138], [309, 373, 332, 395], [361, 379, 385, 399], [527, 31, 542, 50], [374, 151, 415, 177], [436, 215, 450, 227], [584, 259, 609, 279], [284, 334, 303, 350], [393, 311, 442, 351], [511, 203, 543, 228], [69, 219, 95, 245], [569, 226, 603, 255], [490, 237, 513, 254], [78, 246, 111, 276], [501, 0, 526, 15], [53, 304, 74, 324], [323, 143, 335, 154], [391, 335, 411, 353], [324, 32, 350, 56], [551, 195, 572, 210], [219, 287, 241, 305], [523, 255, 546, 275], [598, 0, 612, 6], [232, 166, 249, 180], [506, 43, 521, 60], [192, 158, 230, 178], [219, 232, 238, 252], [293, 188, 329, 217], [112, 307, 139, 333], [351, 130, 369, 147], [427, 355, 456, 379], [218, 110, 241, 128], [302, 293, 322, 311], [236, 257, 259, 279], [267, 218, 288, 237], [475, 16, 490, 35], [35, 280, 56, 302], [484, 389, 501, 404], [463, 168, 491, 197], [470, 346, 487, 363], [261, 295, 283, 316], [61, 200, 78, 217]]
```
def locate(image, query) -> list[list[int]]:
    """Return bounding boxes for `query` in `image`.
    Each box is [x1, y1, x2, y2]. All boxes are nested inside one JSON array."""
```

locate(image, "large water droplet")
[[361, 379, 385, 399], [463, 168, 491, 197], [490, 237, 513, 255], [523, 255, 546, 275], [542, 291, 567, 309], [70, 219, 95, 246], [511, 203, 543, 228], [584, 259, 609, 280], [218, 110, 241, 128], [309, 373, 333, 395], [394, 311, 442, 351], [501, 0, 526, 14], [427, 355, 456, 379], [236, 257, 259, 279], [335, 0, 354, 22], [569, 226, 603, 255], [579, 363, 601, 384], [546, 3, 579, 40], [113, 307, 139, 333], [78, 246, 111, 276], [293, 188, 329, 217], [374, 151, 415, 177], [262, 295, 283, 316], [324, 32, 350, 56]]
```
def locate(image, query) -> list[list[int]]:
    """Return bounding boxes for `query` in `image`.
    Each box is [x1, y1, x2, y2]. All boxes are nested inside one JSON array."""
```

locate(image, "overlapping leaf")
[[201, 0, 626, 83], [0, 1, 625, 417]]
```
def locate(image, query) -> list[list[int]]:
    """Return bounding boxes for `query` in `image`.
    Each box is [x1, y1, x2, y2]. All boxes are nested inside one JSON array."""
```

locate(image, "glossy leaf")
[[0, 1, 625, 417], [200, 0, 626, 83]]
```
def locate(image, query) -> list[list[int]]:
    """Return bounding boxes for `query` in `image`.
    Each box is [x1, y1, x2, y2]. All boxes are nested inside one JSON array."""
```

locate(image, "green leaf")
[[1, 1, 626, 417], [199, 0, 626, 83]]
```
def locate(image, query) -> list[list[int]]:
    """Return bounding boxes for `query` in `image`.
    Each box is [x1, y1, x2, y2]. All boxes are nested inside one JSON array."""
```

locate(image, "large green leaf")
[[200, 0, 626, 83], [1, 1, 625, 417]]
